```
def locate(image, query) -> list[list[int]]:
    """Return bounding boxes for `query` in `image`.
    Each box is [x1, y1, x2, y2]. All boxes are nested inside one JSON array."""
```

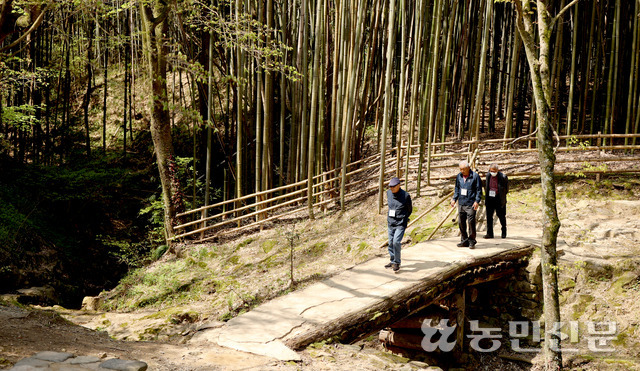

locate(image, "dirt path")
[[0, 304, 279, 370]]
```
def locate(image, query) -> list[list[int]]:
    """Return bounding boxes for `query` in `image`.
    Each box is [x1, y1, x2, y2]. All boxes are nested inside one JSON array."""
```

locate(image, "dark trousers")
[[486, 201, 506, 236], [458, 204, 476, 243]]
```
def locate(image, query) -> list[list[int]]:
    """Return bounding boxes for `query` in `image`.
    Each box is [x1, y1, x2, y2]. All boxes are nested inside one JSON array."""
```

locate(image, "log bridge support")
[[284, 245, 534, 350]]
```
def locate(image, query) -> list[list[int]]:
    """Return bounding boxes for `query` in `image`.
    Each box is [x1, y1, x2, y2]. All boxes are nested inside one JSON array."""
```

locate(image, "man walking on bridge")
[[484, 163, 508, 239], [386, 177, 413, 273], [451, 161, 482, 249]]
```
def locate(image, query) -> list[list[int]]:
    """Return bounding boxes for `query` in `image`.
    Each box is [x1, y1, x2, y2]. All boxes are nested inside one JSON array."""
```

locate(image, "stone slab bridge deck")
[[194, 226, 542, 361]]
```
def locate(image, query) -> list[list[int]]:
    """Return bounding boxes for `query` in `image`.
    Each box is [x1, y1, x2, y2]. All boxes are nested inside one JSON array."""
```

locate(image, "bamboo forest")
[[1, 0, 640, 369], [3, 0, 639, 229]]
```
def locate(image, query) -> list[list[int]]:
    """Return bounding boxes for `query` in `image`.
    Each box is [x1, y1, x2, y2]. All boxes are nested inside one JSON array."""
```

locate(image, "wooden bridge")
[[192, 226, 542, 361]]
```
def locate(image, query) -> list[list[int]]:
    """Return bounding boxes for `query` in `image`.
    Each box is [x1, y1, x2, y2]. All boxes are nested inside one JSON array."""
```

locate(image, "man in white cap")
[[386, 177, 413, 273]]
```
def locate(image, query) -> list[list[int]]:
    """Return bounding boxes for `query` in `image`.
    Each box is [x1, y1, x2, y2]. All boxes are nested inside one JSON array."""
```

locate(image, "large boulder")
[[16, 286, 57, 306]]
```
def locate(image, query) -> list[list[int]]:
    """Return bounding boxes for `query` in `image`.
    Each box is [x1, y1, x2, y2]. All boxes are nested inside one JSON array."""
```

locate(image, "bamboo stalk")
[[407, 191, 453, 228], [426, 203, 458, 240], [625, 0, 640, 145], [565, 2, 578, 135]]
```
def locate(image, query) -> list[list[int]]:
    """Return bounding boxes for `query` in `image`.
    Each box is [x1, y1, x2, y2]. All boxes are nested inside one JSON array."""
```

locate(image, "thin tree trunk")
[[376, 0, 396, 213], [204, 24, 215, 228], [83, 21, 94, 157], [471, 0, 494, 142], [236, 0, 244, 217], [604, 0, 620, 146], [404, 0, 426, 186], [308, 0, 324, 219], [503, 32, 521, 143], [566, 3, 578, 135], [624, 0, 639, 145], [102, 36, 108, 152], [426, 0, 443, 187], [395, 0, 407, 177]]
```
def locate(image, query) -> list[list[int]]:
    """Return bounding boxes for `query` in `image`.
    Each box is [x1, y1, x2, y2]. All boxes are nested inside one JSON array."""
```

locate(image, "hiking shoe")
[[384, 262, 393, 269], [457, 240, 469, 247], [483, 234, 494, 239], [392, 263, 400, 272], [469, 241, 477, 249], [501, 229, 507, 238]]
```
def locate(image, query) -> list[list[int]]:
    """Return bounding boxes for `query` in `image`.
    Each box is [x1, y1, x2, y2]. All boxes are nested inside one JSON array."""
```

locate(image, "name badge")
[[489, 190, 496, 197], [389, 210, 396, 217], [461, 188, 468, 196]]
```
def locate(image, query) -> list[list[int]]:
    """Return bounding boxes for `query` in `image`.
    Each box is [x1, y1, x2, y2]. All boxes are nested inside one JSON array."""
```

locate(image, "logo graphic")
[[420, 319, 457, 352]]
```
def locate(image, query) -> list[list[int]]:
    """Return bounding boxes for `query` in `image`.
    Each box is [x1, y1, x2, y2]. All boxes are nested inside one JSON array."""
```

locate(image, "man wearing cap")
[[386, 177, 413, 272], [484, 163, 508, 239], [450, 160, 482, 248]]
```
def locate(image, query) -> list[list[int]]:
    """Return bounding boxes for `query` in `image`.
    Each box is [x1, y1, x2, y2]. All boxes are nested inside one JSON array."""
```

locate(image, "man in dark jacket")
[[451, 161, 482, 248], [484, 164, 508, 239], [386, 177, 413, 273]]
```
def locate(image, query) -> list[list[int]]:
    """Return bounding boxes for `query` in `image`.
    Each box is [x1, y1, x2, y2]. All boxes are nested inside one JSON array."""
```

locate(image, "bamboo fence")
[[170, 133, 640, 242]]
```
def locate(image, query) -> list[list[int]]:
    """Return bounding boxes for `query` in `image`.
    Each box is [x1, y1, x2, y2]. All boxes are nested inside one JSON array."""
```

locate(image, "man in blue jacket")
[[386, 177, 413, 273], [450, 161, 482, 248]]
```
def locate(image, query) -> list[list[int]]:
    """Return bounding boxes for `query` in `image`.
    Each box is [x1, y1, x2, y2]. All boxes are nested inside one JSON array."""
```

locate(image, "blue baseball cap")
[[389, 177, 401, 187]]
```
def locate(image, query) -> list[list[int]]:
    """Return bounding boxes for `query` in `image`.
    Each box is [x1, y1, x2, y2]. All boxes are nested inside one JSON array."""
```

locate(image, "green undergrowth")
[[103, 258, 210, 311]]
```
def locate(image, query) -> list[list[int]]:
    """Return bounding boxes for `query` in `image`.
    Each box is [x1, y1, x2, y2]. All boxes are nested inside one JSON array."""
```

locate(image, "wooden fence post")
[[596, 131, 602, 182]]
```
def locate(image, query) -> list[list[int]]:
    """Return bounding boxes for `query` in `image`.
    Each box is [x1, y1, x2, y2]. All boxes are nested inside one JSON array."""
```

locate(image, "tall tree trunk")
[[376, 0, 396, 214], [405, 0, 426, 185], [308, 0, 324, 220], [235, 0, 245, 216], [263, 0, 274, 196], [565, 3, 578, 135], [84, 20, 94, 157], [603, 0, 620, 145], [140, 0, 184, 242], [625, 0, 639, 145], [514, 0, 577, 368], [426, 0, 443, 186], [102, 34, 108, 153], [471, 0, 493, 142], [395, 0, 407, 177], [503, 32, 521, 142], [204, 23, 215, 226]]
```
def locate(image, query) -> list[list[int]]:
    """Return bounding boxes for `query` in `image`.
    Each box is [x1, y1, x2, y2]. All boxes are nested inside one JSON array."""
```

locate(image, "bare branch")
[[552, 0, 582, 29], [0, 4, 49, 53], [513, 0, 539, 66], [140, 2, 170, 27], [508, 127, 539, 147], [552, 127, 561, 153]]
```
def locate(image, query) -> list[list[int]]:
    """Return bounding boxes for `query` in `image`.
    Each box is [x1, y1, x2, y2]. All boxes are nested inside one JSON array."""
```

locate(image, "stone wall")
[[467, 251, 542, 327]]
